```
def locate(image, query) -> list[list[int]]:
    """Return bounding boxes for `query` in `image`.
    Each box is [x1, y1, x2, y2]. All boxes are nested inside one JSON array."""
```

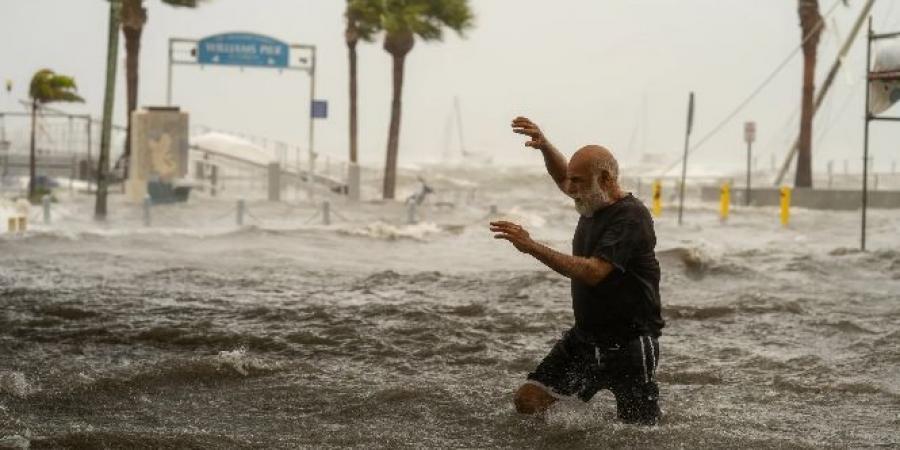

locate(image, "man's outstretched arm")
[[527, 239, 614, 286], [490, 221, 614, 286], [511, 117, 569, 194]]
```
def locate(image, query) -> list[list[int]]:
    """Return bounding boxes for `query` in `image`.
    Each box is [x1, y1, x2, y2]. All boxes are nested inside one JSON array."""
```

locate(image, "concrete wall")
[[700, 186, 900, 210]]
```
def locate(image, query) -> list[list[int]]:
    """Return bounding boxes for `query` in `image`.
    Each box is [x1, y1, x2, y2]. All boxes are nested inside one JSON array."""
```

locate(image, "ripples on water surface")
[[1, 181, 899, 448]]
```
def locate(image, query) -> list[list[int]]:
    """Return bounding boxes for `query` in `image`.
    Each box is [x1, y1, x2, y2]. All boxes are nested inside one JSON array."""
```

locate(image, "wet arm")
[[511, 117, 568, 193], [526, 240, 614, 286], [539, 143, 569, 193]]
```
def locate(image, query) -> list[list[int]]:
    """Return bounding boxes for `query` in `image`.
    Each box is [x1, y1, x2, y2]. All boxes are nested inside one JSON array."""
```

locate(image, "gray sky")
[[1, 0, 899, 175]]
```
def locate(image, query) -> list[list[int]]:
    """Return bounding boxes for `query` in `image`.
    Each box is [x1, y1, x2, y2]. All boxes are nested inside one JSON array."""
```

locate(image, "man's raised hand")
[[511, 117, 550, 150], [490, 220, 536, 254]]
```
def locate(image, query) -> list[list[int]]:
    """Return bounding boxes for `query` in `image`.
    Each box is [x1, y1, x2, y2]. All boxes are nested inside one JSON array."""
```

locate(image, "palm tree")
[[28, 69, 83, 201], [345, 0, 381, 166], [380, 0, 474, 199], [795, 0, 822, 188], [119, 0, 205, 179]]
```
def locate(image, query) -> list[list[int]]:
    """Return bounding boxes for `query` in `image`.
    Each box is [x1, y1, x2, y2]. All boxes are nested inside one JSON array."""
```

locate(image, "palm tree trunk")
[[383, 53, 406, 199], [348, 39, 359, 164], [122, 23, 142, 179], [796, 50, 816, 187], [796, 0, 821, 188], [28, 99, 37, 201], [121, 0, 145, 181]]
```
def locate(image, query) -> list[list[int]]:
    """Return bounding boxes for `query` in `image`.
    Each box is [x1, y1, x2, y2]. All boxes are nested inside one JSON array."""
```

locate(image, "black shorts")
[[526, 327, 661, 424]]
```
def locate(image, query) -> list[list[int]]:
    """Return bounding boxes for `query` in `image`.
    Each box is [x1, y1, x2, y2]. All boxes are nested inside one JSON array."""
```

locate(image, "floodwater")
[[1, 165, 899, 448]]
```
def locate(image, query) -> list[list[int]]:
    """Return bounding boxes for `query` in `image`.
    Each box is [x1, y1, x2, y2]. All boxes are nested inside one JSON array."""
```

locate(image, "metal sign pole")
[[307, 47, 317, 201], [167, 38, 174, 106], [744, 121, 756, 206], [746, 140, 752, 206], [861, 18, 872, 251], [165, 34, 323, 201], [677, 92, 695, 226]]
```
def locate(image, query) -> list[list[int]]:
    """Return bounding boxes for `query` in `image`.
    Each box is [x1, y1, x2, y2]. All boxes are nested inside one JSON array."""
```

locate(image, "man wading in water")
[[489, 117, 664, 425]]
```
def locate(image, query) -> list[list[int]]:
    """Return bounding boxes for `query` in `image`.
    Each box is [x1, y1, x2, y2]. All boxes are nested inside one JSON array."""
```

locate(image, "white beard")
[[574, 180, 611, 217]]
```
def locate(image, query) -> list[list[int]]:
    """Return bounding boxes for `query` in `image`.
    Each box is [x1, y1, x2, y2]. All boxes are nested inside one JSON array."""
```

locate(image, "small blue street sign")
[[311, 100, 328, 119], [197, 33, 289, 68]]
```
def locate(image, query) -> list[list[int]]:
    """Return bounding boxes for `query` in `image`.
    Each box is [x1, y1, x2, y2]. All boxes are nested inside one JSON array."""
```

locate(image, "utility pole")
[[95, 0, 121, 220], [775, 0, 877, 185]]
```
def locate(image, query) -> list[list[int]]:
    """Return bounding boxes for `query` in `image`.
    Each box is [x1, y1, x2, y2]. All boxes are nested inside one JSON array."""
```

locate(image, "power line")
[[882, 0, 897, 30], [814, 78, 860, 146], [658, 0, 844, 176]]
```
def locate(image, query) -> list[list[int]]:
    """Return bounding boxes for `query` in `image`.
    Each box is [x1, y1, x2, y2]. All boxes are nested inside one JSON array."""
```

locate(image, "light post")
[[744, 121, 756, 206]]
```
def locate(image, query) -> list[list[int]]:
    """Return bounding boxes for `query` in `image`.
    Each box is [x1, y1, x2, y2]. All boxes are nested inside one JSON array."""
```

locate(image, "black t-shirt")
[[571, 193, 664, 340]]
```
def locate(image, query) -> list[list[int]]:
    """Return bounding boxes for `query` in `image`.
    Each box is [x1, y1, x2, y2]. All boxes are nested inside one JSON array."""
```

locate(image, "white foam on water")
[[216, 347, 270, 376], [339, 220, 444, 241], [0, 431, 31, 449], [0, 371, 33, 398], [542, 399, 604, 429]]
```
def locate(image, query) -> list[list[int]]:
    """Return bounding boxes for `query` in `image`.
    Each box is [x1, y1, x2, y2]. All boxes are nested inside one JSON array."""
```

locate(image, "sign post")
[[307, 99, 327, 200], [861, 19, 900, 250], [166, 33, 320, 201], [744, 121, 756, 206], [677, 92, 695, 226]]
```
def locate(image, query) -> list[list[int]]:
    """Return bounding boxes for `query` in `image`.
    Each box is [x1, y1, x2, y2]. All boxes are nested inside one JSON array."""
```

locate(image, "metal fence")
[[0, 111, 127, 192]]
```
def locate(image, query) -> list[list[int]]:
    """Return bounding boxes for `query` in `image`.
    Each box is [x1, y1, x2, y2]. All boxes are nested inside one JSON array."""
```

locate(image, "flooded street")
[[1, 166, 899, 448]]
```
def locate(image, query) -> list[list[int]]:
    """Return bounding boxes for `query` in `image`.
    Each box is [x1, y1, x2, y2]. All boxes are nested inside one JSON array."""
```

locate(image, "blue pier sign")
[[197, 33, 289, 68], [311, 100, 328, 119]]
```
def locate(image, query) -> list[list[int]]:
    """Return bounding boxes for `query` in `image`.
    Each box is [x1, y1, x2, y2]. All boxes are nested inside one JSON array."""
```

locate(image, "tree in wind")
[[28, 69, 83, 201], [380, 0, 473, 199], [345, 0, 382, 166], [119, 0, 206, 178], [796, 0, 823, 188]]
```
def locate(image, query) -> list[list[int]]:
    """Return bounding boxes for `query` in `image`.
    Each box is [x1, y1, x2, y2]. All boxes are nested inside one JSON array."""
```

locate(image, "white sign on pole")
[[869, 44, 900, 115], [744, 121, 757, 144]]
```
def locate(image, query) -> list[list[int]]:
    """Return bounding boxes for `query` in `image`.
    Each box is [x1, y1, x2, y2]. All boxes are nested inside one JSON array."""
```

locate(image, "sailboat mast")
[[453, 96, 467, 156], [642, 93, 649, 156], [442, 107, 454, 162]]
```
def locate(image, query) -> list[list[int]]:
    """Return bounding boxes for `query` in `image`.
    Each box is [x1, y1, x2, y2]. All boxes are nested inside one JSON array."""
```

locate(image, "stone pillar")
[[209, 166, 218, 197], [347, 162, 361, 201], [127, 107, 189, 202], [236, 199, 245, 226], [268, 162, 281, 202]]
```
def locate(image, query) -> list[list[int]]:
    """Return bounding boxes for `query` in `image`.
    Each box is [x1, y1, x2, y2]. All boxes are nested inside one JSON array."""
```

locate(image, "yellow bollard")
[[16, 216, 27, 233], [719, 182, 730, 222], [652, 180, 662, 217], [7, 217, 16, 233], [780, 186, 791, 227]]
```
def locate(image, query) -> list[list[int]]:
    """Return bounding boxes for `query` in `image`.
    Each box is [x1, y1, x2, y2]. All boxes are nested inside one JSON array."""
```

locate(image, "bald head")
[[569, 145, 619, 185], [565, 145, 623, 215]]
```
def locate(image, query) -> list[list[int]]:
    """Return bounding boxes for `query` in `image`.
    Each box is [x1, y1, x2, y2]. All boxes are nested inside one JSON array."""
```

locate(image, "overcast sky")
[[1, 0, 899, 175]]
